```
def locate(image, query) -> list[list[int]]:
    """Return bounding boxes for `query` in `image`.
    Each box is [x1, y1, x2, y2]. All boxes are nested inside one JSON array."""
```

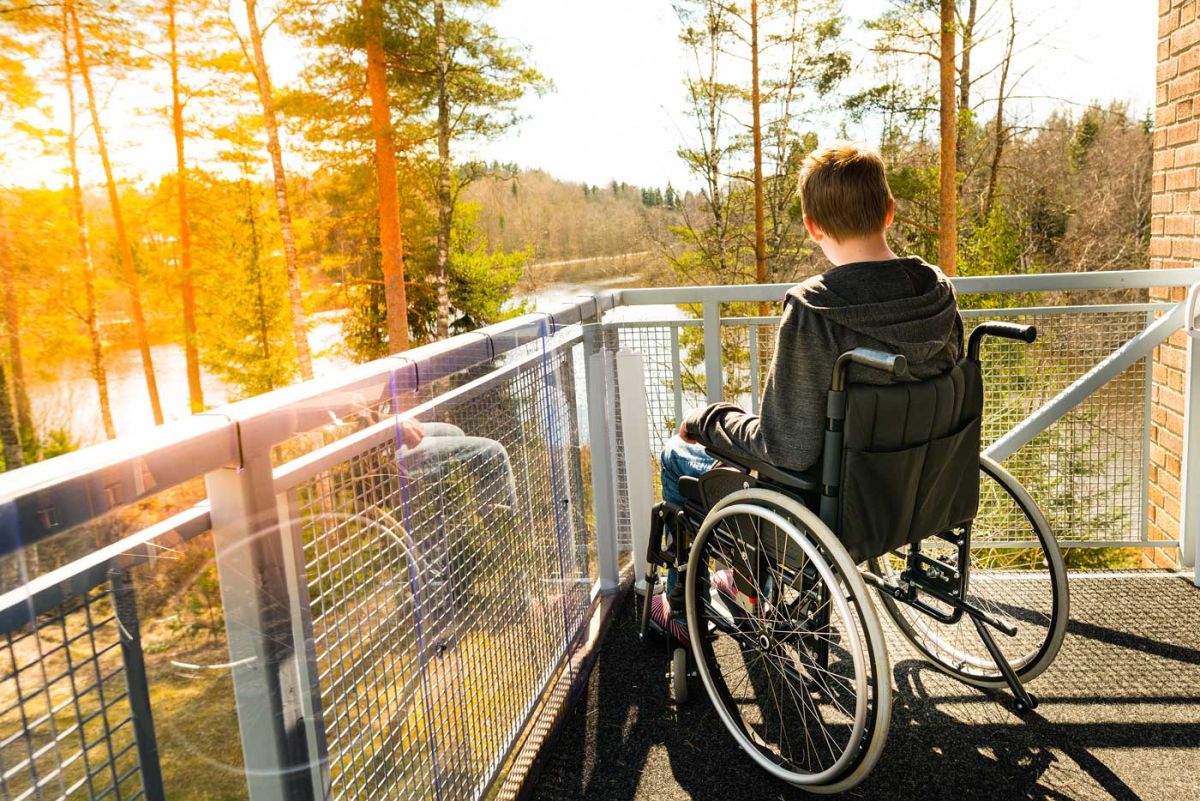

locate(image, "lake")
[[27, 266, 687, 445]]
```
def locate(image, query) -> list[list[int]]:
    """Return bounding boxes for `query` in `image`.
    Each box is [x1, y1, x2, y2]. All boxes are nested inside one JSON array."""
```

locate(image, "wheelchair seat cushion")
[[838, 358, 983, 562]]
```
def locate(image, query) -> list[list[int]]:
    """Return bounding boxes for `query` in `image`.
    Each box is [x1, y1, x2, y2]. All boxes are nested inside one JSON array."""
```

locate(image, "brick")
[[1157, 102, 1178, 128], [1159, 57, 1180, 84], [1169, 69, 1199, 99], [1165, 167, 1197, 190], [1181, 47, 1200, 76], [1162, 38, 1173, 63], [1153, 193, 1174, 214], [1183, 1, 1198, 24], [1162, 9, 1181, 39], [1174, 189, 1193, 210], [1153, 173, 1166, 193], [1168, 119, 1199, 145], [1159, 427, 1183, 455], [1176, 142, 1200, 166], [1151, 234, 1171, 255], [1179, 96, 1197, 121], [1159, 82, 1171, 107], [1164, 259, 1194, 269], [1168, 119, 1199, 144], [1172, 236, 1200, 258], [1154, 148, 1175, 171], [1159, 343, 1187, 369], [1163, 493, 1181, 520], [1172, 19, 1200, 53], [1165, 214, 1195, 235]]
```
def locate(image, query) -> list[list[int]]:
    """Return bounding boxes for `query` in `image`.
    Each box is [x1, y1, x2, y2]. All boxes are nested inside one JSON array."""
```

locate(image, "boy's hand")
[[400, 418, 425, 449], [678, 421, 696, 443]]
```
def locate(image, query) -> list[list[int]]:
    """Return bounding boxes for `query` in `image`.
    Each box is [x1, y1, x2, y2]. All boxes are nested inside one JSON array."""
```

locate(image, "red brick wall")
[[1148, 1, 1199, 563]]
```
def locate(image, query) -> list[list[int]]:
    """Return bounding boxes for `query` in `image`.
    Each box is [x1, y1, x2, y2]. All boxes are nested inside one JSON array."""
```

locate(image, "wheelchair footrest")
[[646, 593, 689, 644]]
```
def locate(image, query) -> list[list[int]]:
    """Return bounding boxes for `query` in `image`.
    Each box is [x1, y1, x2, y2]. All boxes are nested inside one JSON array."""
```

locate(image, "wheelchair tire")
[[671, 647, 688, 704], [870, 455, 1069, 688], [684, 489, 891, 793]]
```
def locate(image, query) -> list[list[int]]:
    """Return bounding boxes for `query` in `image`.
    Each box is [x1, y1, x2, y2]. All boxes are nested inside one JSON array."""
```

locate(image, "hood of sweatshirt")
[[787, 256, 962, 366]]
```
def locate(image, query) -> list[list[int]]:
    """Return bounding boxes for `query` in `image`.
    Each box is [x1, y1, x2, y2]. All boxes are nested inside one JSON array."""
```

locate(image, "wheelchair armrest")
[[968, 322, 1037, 361], [703, 443, 820, 493]]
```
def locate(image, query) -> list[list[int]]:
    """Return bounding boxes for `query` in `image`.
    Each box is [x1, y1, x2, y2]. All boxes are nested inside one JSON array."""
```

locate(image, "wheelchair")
[[638, 322, 1069, 793]]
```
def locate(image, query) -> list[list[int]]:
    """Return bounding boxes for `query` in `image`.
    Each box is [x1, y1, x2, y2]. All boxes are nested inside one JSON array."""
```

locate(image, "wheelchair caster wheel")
[[1013, 693, 1038, 714], [670, 647, 688, 704]]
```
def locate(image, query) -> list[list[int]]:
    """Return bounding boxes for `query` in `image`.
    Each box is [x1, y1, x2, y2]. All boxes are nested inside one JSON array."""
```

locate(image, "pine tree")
[[68, 0, 165, 424]]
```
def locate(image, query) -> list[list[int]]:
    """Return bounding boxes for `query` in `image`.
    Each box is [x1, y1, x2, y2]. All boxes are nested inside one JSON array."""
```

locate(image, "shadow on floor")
[[531, 577, 1200, 801]]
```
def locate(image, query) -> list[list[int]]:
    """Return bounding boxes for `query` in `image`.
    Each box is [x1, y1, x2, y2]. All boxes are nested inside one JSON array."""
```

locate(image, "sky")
[[472, 0, 1158, 190], [4, 0, 1158, 192]]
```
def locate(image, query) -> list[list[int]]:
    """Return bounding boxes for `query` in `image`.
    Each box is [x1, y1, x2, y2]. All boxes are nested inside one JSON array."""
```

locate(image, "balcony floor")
[[531, 571, 1200, 800]]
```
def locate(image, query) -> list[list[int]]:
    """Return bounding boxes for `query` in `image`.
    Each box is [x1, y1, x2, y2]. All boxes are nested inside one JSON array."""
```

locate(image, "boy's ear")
[[884, 197, 895, 228], [803, 214, 825, 242]]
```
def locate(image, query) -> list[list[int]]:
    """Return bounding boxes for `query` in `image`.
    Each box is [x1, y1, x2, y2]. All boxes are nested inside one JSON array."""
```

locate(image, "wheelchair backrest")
[[833, 358, 983, 562]]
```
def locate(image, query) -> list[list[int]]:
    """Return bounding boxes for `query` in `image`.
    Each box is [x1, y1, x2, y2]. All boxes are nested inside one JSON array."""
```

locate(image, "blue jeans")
[[660, 435, 717, 506]]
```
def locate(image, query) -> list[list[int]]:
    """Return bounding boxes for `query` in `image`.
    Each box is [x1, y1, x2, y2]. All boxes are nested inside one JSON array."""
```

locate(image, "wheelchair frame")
[[640, 321, 1055, 725]]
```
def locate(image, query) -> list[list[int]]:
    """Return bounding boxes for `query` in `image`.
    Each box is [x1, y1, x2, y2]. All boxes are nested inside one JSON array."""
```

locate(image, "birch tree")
[[238, 0, 314, 378]]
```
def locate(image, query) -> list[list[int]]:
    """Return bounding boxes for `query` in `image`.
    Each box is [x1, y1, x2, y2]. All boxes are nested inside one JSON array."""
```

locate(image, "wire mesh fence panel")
[[0, 584, 145, 801], [969, 309, 1152, 546], [291, 326, 594, 801], [603, 323, 699, 551], [610, 304, 1157, 549]]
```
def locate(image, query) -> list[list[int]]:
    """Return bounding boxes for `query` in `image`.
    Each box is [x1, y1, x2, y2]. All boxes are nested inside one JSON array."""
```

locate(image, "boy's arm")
[[682, 296, 833, 472], [757, 297, 839, 472]]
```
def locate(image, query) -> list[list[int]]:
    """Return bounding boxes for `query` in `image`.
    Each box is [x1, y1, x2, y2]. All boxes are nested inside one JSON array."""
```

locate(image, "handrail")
[[0, 293, 612, 554], [0, 270, 1191, 556], [612, 267, 1200, 305]]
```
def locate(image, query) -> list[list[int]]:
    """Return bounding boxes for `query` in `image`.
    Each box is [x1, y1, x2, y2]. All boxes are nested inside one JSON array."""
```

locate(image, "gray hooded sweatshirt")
[[683, 257, 963, 472]]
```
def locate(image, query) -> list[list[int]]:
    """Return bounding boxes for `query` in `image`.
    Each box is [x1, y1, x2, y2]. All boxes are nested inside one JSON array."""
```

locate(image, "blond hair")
[[799, 143, 893, 241]]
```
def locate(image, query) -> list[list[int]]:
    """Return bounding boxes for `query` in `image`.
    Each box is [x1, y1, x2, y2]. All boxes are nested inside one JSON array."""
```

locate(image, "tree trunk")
[[243, 0, 314, 378], [62, 7, 115, 440], [69, 0, 164, 423], [750, 0, 767, 310], [956, 0, 978, 181], [363, 0, 410, 352], [982, 2, 1017, 219], [168, 0, 203, 413], [434, 0, 452, 340], [0, 357, 21, 470], [938, 0, 957, 276], [0, 205, 33, 448]]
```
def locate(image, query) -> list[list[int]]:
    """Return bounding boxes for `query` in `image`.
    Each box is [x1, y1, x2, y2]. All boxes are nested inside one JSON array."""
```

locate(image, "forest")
[[0, 0, 1151, 471]]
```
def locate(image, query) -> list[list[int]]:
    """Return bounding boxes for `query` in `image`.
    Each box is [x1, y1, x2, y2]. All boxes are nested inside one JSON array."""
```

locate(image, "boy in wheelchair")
[[643, 145, 1066, 791], [662, 143, 963, 598]]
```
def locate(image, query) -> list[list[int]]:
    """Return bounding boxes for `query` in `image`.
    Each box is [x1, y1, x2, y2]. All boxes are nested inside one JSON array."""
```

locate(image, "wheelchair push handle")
[[832, 348, 908, 391], [967, 322, 1037, 360]]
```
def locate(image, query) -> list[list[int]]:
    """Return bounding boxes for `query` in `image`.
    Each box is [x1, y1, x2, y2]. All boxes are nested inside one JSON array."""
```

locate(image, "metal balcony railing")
[[0, 268, 1198, 801]]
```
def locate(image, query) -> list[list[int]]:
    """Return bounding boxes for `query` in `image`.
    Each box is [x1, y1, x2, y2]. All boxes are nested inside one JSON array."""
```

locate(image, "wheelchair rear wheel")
[[871, 455, 1069, 688], [685, 489, 891, 793]]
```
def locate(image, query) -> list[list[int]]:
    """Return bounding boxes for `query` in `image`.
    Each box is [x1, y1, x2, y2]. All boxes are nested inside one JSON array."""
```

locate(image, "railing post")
[[275, 489, 331, 796], [1181, 328, 1200, 578], [615, 351, 652, 592], [583, 323, 620, 593], [110, 569, 166, 801], [206, 449, 317, 801], [703, 301, 722, 404]]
